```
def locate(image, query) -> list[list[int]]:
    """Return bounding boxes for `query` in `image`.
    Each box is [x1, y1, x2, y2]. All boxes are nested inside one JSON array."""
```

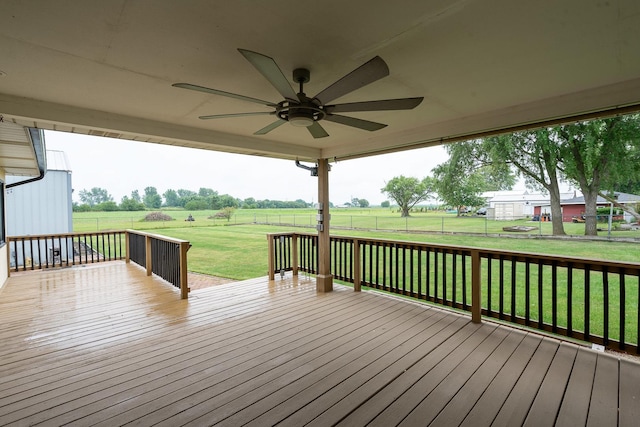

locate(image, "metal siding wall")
[[6, 170, 73, 236]]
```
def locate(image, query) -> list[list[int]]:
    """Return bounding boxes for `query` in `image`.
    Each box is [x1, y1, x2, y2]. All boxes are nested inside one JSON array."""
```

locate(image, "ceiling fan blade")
[[324, 114, 387, 131], [199, 112, 274, 120], [238, 49, 299, 101], [308, 122, 329, 139], [326, 97, 424, 113], [254, 119, 286, 135], [172, 83, 276, 107], [313, 56, 389, 105]]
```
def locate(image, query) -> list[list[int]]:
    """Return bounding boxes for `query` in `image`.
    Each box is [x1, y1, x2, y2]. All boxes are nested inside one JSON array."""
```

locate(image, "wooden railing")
[[268, 232, 640, 354], [8, 231, 126, 271], [125, 230, 191, 299], [7, 230, 191, 299]]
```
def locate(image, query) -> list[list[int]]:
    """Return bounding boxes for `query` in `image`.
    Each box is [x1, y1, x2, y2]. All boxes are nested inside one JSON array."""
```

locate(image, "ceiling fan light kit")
[[173, 49, 423, 138]]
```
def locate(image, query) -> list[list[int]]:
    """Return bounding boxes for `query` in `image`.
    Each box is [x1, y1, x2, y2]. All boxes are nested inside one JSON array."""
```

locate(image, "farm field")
[[73, 208, 640, 239], [70, 209, 639, 280]]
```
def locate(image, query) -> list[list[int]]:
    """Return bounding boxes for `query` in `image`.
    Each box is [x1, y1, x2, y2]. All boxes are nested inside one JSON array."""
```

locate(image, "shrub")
[[143, 212, 173, 222]]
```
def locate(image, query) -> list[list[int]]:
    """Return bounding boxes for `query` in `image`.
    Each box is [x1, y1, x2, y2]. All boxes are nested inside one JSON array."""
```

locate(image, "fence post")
[[267, 234, 275, 280], [145, 235, 152, 276], [471, 250, 481, 323], [291, 234, 299, 276], [179, 241, 190, 299], [353, 239, 361, 292]]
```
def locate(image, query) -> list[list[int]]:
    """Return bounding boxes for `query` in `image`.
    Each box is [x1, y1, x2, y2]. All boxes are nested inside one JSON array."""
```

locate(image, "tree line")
[[381, 115, 640, 236], [74, 186, 313, 212]]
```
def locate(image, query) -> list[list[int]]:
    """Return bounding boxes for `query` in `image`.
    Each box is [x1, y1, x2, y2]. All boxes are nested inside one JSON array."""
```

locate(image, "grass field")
[[73, 208, 640, 239]]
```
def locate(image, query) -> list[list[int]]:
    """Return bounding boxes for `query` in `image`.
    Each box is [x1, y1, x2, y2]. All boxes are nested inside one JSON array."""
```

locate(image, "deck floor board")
[[0, 263, 637, 426]]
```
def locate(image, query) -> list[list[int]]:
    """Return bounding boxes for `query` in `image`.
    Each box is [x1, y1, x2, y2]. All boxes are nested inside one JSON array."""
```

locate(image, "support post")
[[267, 234, 275, 280], [124, 231, 130, 263], [145, 235, 152, 276], [353, 239, 361, 292], [471, 250, 482, 323], [291, 233, 299, 276], [179, 241, 190, 299], [316, 158, 333, 292]]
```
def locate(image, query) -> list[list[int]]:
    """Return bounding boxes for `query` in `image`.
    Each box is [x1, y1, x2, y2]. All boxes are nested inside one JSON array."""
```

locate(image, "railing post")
[[145, 235, 152, 276], [353, 238, 361, 292], [267, 234, 275, 280], [125, 231, 130, 263], [179, 241, 190, 299], [291, 234, 299, 276], [471, 249, 482, 323]]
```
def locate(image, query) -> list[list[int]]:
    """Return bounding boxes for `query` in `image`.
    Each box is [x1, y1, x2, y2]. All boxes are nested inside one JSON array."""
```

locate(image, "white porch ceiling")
[[1, 0, 639, 162]]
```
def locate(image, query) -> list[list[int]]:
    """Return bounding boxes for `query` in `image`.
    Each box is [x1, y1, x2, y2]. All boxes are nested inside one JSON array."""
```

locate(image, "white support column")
[[316, 158, 333, 292]]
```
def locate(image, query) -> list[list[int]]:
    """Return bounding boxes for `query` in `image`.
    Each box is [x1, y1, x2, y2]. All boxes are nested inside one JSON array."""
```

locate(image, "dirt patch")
[[188, 272, 236, 290]]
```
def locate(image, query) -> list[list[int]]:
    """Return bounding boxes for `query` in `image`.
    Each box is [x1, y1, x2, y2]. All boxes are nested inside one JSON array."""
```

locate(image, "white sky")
[[45, 130, 454, 206]]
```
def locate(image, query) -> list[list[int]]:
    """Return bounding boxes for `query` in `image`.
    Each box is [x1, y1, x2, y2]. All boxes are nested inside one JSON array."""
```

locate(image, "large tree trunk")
[[583, 189, 600, 236], [547, 177, 566, 236], [401, 206, 410, 217]]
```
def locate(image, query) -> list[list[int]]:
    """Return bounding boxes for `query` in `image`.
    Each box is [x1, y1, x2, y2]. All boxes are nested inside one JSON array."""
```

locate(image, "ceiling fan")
[[173, 49, 423, 139]]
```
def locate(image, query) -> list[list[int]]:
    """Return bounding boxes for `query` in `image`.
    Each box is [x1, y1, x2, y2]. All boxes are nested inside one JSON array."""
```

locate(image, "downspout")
[[6, 128, 46, 188]]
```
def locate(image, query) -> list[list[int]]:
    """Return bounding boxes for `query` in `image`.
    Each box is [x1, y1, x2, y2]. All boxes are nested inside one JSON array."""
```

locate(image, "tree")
[[431, 140, 515, 217], [78, 187, 113, 207], [120, 195, 145, 211], [216, 207, 236, 222], [351, 197, 370, 208], [381, 176, 433, 217], [431, 167, 487, 216], [130, 190, 142, 203], [94, 201, 119, 211], [163, 189, 180, 207], [184, 198, 209, 210], [143, 186, 162, 209], [381, 200, 391, 208], [485, 130, 567, 235], [558, 115, 640, 235]]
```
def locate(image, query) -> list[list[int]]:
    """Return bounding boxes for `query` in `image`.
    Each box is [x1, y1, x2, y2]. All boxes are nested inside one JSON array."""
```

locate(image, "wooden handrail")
[[126, 230, 191, 299]]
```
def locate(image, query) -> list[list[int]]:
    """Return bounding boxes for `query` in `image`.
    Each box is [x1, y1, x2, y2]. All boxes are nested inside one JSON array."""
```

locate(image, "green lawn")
[[71, 209, 639, 278]]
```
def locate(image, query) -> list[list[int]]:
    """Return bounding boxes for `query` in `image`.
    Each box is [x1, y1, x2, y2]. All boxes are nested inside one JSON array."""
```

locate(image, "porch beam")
[[316, 158, 333, 292]]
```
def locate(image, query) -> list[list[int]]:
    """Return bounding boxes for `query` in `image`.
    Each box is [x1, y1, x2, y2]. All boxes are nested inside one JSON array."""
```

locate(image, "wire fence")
[[73, 212, 640, 240]]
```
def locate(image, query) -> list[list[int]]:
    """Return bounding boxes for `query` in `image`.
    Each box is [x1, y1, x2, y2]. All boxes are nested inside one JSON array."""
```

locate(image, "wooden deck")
[[1, 263, 639, 426]]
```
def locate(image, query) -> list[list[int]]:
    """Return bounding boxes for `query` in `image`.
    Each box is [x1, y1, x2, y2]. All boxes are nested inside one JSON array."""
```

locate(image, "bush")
[[184, 199, 209, 211], [143, 212, 174, 222]]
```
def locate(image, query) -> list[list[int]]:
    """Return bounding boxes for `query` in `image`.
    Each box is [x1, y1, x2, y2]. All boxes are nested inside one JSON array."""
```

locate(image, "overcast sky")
[[45, 130, 459, 206]]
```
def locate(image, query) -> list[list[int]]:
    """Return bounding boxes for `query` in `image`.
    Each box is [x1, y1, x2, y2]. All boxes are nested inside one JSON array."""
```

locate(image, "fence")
[[267, 232, 640, 354]]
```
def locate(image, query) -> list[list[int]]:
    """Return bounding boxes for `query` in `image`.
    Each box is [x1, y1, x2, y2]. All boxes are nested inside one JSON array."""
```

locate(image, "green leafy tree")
[[381, 200, 391, 208], [78, 187, 113, 207], [381, 176, 433, 217], [143, 186, 162, 209], [130, 190, 142, 203], [163, 189, 180, 207], [484, 130, 567, 235], [94, 201, 119, 211], [431, 141, 514, 217], [431, 167, 487, 216], [184, 198, 209, 210], [119, 195, 145, 211], [558, 115, 640, 234]]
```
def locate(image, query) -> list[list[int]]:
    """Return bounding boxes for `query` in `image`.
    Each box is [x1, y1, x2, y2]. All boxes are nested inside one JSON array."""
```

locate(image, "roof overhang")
[[1, 1, 639, 162], [0, 121, 46, 177]]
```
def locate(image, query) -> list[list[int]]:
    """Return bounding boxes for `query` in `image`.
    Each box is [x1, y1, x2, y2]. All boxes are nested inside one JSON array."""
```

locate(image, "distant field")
[[73, 208, 640, 239]]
